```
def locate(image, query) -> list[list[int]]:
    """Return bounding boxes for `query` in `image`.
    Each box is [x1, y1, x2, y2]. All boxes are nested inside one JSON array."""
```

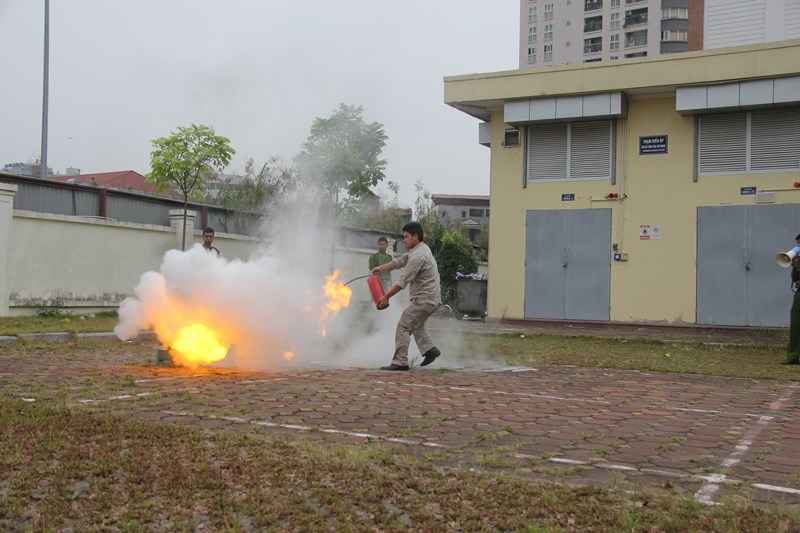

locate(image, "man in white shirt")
[[371, 221, 442, 371]]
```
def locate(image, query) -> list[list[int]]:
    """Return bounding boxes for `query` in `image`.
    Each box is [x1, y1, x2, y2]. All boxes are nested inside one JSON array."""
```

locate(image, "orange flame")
[[284, 351, 295, 360], [323, 270, 352, 314], [319, 270, 352, 335], [170, 323, 228, 367]]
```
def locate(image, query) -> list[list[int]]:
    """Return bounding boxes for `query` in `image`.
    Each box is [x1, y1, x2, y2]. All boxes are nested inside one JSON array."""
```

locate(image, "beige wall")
[[3, 210, 375, 316], [465, 41, 800, 323]]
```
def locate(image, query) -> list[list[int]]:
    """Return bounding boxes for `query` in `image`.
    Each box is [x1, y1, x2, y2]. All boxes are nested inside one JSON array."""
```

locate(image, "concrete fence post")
[[0, 183, 18, 316], [169, 209, 197, 251]]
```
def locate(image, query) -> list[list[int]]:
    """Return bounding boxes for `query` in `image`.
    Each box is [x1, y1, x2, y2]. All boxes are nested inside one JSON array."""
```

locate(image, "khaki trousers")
[[392, 301, 438, 366]]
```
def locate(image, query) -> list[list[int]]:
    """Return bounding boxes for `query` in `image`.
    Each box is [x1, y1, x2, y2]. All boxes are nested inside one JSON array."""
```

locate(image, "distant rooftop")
[[431, 194, 490, 207]]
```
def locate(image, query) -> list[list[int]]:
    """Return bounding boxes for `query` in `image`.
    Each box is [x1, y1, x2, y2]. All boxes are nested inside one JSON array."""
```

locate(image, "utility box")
[[456, 279, 488, 320]]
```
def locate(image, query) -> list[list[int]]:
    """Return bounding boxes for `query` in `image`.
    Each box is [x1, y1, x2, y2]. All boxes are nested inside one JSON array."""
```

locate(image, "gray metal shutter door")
[[528, 124, 568, 181], [750, 108, 800, 171], [570, 122, 612, 180], [696, 206, 748, 325], [564, 209, 612, 320], [525, 210, 567, 318], [698, 113, 747, 174]]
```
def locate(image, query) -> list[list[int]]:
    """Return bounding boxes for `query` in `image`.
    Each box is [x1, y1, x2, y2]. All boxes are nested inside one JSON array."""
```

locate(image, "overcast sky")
[[0, 0, 518, 209]]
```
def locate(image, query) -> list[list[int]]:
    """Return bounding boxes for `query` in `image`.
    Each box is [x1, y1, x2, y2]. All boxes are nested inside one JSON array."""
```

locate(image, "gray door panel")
[[565, 210, 612, 320], [697, 205, 800, 327], [696, 207, 748, 325], [525, 210, 567, 318], [748, 205, 800, 326], [525, 209, 611, 320]]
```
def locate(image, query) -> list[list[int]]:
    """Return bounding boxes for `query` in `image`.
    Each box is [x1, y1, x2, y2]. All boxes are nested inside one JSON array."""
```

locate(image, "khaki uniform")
[[390, 242, 441, 366]]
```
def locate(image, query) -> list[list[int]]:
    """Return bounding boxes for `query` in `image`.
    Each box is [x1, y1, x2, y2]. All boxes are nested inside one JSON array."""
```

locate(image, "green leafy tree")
[[352, 180, 412, 232], [476, 223, 490, 261], [295, 103, 387, 220], [437, 230, 478, 306], [148, 124, 235, 250], [413, 178, 446, 255], [210, 157, 297, 234]]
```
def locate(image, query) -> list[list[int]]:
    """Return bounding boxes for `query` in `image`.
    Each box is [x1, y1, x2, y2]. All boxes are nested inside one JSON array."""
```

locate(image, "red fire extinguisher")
[[367, 274, 388, 309]]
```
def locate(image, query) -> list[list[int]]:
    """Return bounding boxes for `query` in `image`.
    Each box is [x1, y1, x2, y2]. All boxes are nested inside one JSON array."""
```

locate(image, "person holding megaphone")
[[785, 233, 800, 365]]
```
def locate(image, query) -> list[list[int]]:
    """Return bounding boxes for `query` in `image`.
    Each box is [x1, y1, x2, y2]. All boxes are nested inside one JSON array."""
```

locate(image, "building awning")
[[676, 75, 800, 115]]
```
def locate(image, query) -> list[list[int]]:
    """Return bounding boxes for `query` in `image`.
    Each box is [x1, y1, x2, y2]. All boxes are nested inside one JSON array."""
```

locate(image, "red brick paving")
[[1, 321, 798, 508]]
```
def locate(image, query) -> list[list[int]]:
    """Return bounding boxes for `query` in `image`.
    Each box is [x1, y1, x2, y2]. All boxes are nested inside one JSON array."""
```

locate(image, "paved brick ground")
[[1, 320, 798, 509]]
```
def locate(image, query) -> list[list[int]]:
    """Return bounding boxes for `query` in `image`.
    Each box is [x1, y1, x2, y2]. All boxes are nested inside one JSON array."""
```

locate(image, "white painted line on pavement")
[[665, 406, 777, 419], [752, 484, 800, 495], [549, 457, 588, 465], [187, 411, 450, 448], [135, 375, 206, 383], [694, 382, 800, 506], [77, 392, 155, 404], [372, 380, 611, 404]]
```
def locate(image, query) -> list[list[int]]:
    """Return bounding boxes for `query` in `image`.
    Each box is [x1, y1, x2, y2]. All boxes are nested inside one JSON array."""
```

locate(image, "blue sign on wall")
[[639, 135, 668, 155], [561, 193, 575, 201], [740, 186, 757, 195]]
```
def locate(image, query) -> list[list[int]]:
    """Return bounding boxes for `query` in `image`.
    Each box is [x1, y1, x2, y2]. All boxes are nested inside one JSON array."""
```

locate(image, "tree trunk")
[[181, 196, 188, 251]]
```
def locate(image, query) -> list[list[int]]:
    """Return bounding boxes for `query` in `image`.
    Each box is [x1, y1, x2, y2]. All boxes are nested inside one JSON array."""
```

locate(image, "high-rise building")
[[519, 0, 800, 68], [519, 0, 689, 67], [703, 0, 800, 50]]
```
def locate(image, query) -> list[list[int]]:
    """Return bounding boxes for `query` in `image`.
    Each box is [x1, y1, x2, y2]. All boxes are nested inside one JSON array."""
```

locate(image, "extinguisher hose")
[[344, 274, 371, 286]]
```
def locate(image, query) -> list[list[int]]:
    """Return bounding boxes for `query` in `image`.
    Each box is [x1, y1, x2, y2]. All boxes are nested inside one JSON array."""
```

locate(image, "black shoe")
[[420, 347, 441, 367], [781, 359, 800, 365], [380, 364, 409, 371]]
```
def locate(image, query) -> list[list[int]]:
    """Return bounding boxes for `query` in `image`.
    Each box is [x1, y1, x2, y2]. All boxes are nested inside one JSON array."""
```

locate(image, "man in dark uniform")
[[368, 237, 392, 292], [785, 234, 800, 364]]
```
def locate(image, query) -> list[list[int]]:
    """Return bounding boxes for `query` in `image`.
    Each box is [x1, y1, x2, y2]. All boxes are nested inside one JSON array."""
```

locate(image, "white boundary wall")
[[0, 184, 376, 316]]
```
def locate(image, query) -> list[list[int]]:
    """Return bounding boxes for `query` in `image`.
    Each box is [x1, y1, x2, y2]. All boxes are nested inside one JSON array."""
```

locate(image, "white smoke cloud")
[[113, 196, 412, 370]]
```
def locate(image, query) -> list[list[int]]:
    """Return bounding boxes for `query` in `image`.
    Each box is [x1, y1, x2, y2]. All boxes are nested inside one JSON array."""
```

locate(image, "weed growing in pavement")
[[620, 497, 642, 531], [477, 454, 515, 469]]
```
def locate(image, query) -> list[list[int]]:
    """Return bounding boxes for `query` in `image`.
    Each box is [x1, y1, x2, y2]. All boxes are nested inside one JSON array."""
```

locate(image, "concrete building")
[[703, 0, 800, 50], [431, 194, 490, 224], [431, 194, 490, 242], [447, 40, 800, 327], [2, 162, 53, 178], [519, 0, 690, 67], [50, 170, 157, 195], [519, 0, 800, 68]]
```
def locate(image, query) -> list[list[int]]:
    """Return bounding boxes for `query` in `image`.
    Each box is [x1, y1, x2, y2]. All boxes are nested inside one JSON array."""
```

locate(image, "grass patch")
[[0, 313, 121, 335], [451, 331, 796, 381], [0, 316, 794, 381], [0, 398, 796, 532]]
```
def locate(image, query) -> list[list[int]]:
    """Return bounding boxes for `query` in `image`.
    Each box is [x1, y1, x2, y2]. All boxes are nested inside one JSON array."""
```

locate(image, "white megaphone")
[[776, 246, 800, 268]]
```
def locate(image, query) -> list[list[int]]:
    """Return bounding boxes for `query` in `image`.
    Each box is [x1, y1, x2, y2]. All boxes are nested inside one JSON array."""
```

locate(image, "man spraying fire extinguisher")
[[370, 221, 442, 371]]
